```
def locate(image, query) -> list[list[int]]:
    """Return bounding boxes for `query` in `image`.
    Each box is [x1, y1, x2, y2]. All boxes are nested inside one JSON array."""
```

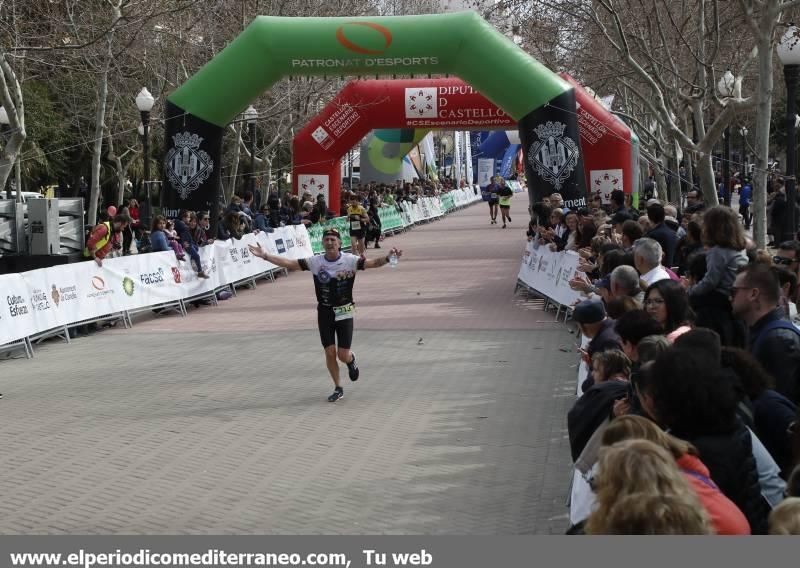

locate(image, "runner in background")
[[497, 177, 513, 228], [248, 228, 403, 403], [487, 176, 501, 225], [347, 193, 369, 256]]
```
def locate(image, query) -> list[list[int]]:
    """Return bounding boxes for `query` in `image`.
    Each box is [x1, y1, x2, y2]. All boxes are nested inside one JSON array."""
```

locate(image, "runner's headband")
[[322, 228, 341, 239]]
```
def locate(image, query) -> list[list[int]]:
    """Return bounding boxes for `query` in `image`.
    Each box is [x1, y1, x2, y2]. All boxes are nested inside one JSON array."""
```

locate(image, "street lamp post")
[[779, 24, 800, 241], [135, 87, 155, 227], [717, 70, 735, 207], [0, 106, 9, 200], [740, 126, 748, 180], [244, 105, 257, 198]]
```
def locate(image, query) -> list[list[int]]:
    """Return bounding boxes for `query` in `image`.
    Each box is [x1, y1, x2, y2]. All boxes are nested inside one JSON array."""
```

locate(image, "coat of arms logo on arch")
[[164, 132, 215, 199], [527, 121, 580, 190]]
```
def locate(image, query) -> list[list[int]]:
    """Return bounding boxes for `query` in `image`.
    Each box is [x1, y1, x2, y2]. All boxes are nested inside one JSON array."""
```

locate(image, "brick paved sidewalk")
[[0, 197, 577, 534]]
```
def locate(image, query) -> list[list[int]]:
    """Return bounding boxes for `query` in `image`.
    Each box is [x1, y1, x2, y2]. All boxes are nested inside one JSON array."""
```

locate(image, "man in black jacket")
[[732, 263, 800, 404], [644, 202, 678, 267]]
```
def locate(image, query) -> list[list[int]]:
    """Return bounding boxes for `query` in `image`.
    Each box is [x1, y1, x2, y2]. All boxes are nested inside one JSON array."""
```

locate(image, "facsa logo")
[[405, 88, 437, 119], [335, 22, 392, 55], [91, 276, 106, 291]]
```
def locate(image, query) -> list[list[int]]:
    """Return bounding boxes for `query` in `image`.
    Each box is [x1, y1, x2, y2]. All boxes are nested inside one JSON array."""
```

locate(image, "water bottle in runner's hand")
[[389, 252, 398, 268]]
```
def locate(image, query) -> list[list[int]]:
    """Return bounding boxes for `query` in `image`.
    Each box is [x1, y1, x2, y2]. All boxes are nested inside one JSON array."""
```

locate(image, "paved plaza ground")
[[0, 196, 578, 534]]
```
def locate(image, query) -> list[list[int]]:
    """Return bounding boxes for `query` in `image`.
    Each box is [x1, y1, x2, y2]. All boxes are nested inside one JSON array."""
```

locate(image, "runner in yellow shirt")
[[347, 193, 369, 256], [497, 178, 513, 228]]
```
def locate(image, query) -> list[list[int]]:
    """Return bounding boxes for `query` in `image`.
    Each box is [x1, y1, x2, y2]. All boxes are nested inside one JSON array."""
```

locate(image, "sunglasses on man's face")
[[773, 255, 796, 266]]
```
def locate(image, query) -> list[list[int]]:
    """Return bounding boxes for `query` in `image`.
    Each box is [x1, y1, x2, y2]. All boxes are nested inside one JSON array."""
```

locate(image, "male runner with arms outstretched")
[[248, 228, 402, 402]]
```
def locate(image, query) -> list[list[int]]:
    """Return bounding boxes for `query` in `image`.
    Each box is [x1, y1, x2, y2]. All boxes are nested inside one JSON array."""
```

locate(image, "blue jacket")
[[740, 184, 752, 207], [150, 229, 170, 252], [174, 219, 195, 246]]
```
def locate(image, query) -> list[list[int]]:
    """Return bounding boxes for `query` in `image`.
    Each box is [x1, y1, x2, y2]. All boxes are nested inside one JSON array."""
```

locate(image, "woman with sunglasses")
[[681, 206, 749, 347]]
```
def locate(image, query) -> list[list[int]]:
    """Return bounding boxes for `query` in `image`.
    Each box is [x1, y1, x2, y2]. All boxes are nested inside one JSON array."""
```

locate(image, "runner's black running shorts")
[[317, 305, 354, 349]]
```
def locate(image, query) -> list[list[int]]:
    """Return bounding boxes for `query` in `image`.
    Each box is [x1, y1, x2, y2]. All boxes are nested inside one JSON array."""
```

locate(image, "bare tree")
[[739, 0, 800, 247]]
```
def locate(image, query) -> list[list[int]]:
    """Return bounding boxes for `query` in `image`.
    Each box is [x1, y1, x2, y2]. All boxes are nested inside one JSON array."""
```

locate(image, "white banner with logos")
[[518, 240, 583, 307], [0, 274, 40, 345], [453, 186, 481, 207], [0, 225, 314, 346], [477, 158, 494, 188], [454, 132, 463, 183]]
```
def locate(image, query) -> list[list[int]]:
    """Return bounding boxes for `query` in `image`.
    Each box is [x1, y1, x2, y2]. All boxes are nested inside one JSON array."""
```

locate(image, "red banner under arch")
[[293, 78, 515, 213]]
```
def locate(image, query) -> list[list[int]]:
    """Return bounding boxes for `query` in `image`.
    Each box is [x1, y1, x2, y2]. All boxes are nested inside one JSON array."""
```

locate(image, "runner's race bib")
[[334, 303, 355, 321], [350, 220, 361, 231]]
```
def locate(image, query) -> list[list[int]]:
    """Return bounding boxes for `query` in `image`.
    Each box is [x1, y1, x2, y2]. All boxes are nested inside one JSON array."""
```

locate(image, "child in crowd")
[[163, 219, 186, 260], [683, 206, 748, 347], [150, 215, 185, 261]]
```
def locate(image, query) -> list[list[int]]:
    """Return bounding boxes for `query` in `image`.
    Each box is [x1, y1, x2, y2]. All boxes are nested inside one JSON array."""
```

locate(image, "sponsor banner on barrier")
[[378, 207, 404, 232], [441, 193, 455, 211], [215, 236, 262, 285], [518, 240, 583, 307], [419, 198, 431, 220], [0, 274, 39, 344], [23, 266, 82, 333]]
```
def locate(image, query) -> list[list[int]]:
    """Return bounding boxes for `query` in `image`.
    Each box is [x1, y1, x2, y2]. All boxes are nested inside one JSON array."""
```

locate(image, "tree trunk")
[[115, 161, 126, 206], [752, 34, 773, 249], [14, 155, 21, 196], [654, 157, 667, 200], [0, 133, 24, 192], [667, 153, 681, 205], [697, 152, 719, 207], [88, 1, 121, 226], [89, 69, 108, 225], [0, 52, 25, 193]]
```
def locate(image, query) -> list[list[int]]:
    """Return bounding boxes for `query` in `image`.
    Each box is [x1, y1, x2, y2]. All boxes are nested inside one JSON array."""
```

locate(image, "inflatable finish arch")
[[292, 77, 515, 208], [162, 12, 587, 215]]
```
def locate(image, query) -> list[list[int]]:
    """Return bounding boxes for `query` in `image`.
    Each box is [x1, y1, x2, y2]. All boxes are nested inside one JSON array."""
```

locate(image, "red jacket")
[[677, 453, 751, 535]]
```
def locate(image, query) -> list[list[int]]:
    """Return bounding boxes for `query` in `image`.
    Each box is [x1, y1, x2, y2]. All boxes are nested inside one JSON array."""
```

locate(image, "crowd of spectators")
[[529, 188, 800, 534], [85, 178, 469, 271]]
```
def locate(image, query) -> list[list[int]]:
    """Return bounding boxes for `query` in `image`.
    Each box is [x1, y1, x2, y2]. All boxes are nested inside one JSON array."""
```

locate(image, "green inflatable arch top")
[[168, 11, 570, 126]]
